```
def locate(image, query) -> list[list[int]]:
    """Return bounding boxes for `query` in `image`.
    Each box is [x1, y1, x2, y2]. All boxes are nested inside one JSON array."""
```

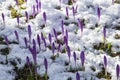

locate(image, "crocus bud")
[[103, 27, 106, 43], [14, 30, 19, 43], [16, 16, 19, 26], [24, 37, 28, 48], [32, 5, 36, 18], [48, 33, 52, 45], [53, 28, 58, 40], [66, 46, 71, 63], [116, 64, 119, 80], [76, 72, 80, 80], [43, 12, 47, 24], [52, 42, 55, 56], [97, 7, 100, 22], [37, 34, 41, 49], [61, 20, 64, 36], [80, 51, 85, 67], [28, 25, 31, 42], [1, 13, 5, 25], [44, 57, 48, 73], [66, 7, 69, 17], [25, 11, 29, 22], [103, 55, 107, 68], [73, 52, 76, 64], [78, 18, 83, 36], [26, 56, 30, 67], [4, 36, 9, 47]]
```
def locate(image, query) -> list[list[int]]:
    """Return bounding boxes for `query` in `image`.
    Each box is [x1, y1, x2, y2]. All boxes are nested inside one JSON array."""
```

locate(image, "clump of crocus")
[[80, 51, 85, 70], [28, 25, 32, 43], [1, 13, 5, 26], [116, 64, 119, 80], [14, 30, 19, 43], [44, 57, 48, 80], [66, 46, 71, 63], [78, 18, 83, 37], [103, 55, 107, 77], [103, 27, 106, 44], [97, 7, 100, 23], [25, 11, 29, 22], [73, 52, 77, 67], [43, 12, 47, 26], [76, 72, 80, 80]]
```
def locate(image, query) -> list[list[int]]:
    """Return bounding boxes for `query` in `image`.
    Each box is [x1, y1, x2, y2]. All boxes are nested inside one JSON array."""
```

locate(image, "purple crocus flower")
[[44, 57, 48, 73], [64, 36, 68, 47], [15, 0, 18, 6], [76, 72, 80, 80], [78, 18, 83, 36], [66, 7, 69, 17], [53, 28, 58, 40], [103, 55, 107, 68], [43, 12, 47, 24], [37, 34, 41, 50], [103, 27, 106, 43], [97, 7, 100, 22], [61, 20, 64, 36], [58, 43, 61, 52], [42, 37, 47, 48], [66, 46, 71, 63], [14, 30, 19, 43], [26, 56, 30, 67], [28, 25, 31, 43], [48, 33, 52, 45], [65, 30, 68, 39], [116, 64, 119, 80], [73, 52, 76, 65], [4, 36, 9, 46], [32, 39, 36, 47], [16, 16, 19, 26], [72, 6, 75, 20], [1, 13, 5, 25], [52, 42, 55, 56], [24, 37, 28, 48], [25, 11, 29, 22], [32, 5, 36, 18], [36, 0, 38, 3], [80, 51, 85, 67]]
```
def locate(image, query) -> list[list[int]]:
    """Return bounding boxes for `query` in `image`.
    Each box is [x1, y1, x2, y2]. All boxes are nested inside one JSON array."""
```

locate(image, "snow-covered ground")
[[0, 0, 120, 80]]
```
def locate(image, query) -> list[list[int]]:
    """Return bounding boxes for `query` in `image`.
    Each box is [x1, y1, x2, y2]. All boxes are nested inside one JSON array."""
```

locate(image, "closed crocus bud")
[[66, 7, 69, 17], [32, 39, 36, 47], [43, 37, 47, 48], [116, 64, 119, 80], [65, 30, 68, 39], [52, 42, 55, 56], [28, 25, 31, 42], [25, 11, 29, 22], [72, 6, 75, 20], [61, 20, 64, 36], [97, 7, 100, 22], [32, 45, 37, 64], [80, 51, 85, 68], [26, 56, 30, 67], [53, 28, 58, 40], [16, 16, 19, 26], [76, 72, 80, 80], [44, 57, 48, 73], [24, 37, 28, 48], [103, 27, 106, 43], [58, 43, 61, 52], [43, 12, 47, 24], [32, 5, 36, 18], [73, 52, 76, 64], [78, 18, 83, 36], [66, 46, 71, 63], [103, 55, 107, 68], [15, 0, 18, 6], [14, 30, 19, 43], [37, 34, 41, 49], [48, 33, 52, 45], [4, 36, 9, 47], [64, 36, 68, 47], [1, 13, 5, 25]]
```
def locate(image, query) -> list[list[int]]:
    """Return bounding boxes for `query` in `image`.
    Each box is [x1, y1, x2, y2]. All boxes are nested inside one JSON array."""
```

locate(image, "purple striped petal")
[[80, 51, 85, 67], [14, 30, 19, 43]]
